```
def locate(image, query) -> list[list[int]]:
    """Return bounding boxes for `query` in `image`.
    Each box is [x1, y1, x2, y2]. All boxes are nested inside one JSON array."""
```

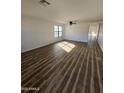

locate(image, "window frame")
[[54, 25, 62, 38]]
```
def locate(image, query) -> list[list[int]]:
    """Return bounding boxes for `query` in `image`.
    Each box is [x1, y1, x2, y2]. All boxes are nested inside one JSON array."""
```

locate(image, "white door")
[[88, 23, 99, 45]]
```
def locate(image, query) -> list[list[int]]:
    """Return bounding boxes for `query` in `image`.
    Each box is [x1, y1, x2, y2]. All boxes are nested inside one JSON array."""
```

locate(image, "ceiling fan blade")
[[39, 0, 51, 5], [46, 1, 50, 5]]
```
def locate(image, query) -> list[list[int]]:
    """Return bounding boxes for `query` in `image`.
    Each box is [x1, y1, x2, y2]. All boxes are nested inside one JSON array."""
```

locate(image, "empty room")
[[21, 0, 103, 93]]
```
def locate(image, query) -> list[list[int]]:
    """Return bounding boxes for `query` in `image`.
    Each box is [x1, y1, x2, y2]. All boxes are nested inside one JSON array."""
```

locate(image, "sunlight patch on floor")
[[58, 41, 75, 53]]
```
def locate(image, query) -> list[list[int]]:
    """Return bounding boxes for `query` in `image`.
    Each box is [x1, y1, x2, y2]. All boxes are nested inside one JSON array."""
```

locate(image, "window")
[[54, 25, 62, 38]]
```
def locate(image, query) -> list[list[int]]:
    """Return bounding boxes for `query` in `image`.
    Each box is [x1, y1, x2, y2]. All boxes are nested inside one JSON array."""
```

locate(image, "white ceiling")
[[22, 0, 103, 23]]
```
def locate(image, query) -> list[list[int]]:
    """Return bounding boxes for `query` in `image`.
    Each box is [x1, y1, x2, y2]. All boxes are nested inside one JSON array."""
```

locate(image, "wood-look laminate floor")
[[21, 40, 103, 93]]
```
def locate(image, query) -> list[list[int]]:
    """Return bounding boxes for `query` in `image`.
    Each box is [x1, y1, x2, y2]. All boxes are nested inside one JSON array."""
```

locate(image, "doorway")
[[88, 23, 99, 46]]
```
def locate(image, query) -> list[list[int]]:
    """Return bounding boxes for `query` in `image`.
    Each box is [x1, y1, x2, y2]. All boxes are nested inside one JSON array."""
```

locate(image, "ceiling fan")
[[69, 21, 77, 26], [39, 0, 51, 6]]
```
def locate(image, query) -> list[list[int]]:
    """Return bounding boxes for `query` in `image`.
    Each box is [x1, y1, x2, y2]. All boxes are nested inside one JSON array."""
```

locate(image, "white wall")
[[97, 22, 103, 50], [64, 22, 90, 42], [21, 15, 64, 52]]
